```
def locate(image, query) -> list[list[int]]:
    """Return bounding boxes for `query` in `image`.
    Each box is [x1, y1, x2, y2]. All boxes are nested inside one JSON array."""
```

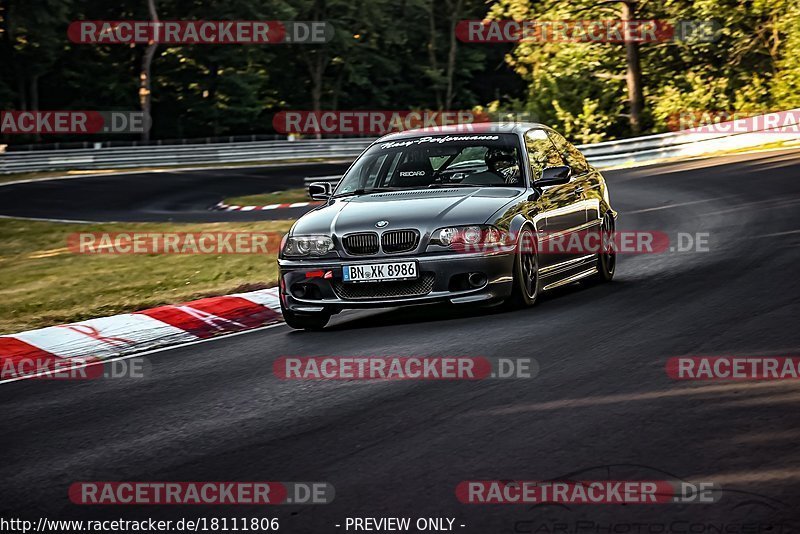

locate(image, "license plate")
[[343, 261, 418, 283]]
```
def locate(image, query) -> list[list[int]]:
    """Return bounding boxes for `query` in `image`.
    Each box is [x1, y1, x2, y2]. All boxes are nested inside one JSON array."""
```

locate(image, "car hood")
[[291, 187, 524, 236]]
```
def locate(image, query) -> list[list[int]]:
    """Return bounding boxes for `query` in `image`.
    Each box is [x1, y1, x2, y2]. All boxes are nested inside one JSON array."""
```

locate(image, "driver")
[[485, 148, 521, 184]]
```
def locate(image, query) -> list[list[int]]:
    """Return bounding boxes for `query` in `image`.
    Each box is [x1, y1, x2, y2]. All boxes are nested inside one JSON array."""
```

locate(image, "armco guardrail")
[[0, 138, 373, 174], [2, 110, 799, 174], [577, 109, 800, 167]]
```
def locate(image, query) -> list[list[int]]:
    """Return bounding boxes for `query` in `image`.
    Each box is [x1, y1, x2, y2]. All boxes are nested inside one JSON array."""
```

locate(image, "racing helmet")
[[485, 148, 520, 183]]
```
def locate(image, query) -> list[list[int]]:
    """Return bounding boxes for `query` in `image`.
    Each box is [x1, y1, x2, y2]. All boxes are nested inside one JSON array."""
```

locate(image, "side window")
[[524, 129, 563, 180], [547, 130, 589, 174]]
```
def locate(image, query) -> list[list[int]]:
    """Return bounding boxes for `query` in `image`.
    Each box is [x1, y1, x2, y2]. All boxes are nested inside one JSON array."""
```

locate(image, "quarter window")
[[547, 130, 590, 174], [524, 129, 564, 180]]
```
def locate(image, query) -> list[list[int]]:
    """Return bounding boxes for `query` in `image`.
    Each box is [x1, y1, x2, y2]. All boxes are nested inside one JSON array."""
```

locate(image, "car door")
[[523, 128, 586, 267], [546, 129, 595, 231]]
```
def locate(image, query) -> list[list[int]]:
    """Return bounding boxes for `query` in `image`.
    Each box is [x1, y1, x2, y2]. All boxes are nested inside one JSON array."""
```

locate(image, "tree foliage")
[[492, 0, 800, 141], [0, 0, 797, 144]]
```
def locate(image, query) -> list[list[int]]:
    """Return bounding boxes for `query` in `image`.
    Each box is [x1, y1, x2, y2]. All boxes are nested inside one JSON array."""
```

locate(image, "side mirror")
[[308, 181, 332, 200], [535, 165, 572, 187]]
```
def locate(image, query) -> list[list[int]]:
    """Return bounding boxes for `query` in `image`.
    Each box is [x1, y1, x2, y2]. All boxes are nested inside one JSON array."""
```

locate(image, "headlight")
[[462, 226, 482, 245], [430, 225, 508, 248], [283, 235, 335, 257], [437, 227, 459, 246]]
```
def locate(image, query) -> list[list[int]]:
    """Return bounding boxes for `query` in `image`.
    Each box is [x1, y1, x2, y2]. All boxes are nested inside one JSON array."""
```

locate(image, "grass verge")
[[0, 218, 294, 334]]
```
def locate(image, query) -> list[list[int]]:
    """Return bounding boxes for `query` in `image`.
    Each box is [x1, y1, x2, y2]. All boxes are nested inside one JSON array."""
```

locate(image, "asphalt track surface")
[[0, 161, 352, 222], [2, 149, 800, 531]]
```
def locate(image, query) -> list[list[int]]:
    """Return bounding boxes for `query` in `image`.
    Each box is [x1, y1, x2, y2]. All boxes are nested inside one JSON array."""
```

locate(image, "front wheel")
[[590, 212, 616, 283], [281, 304, 331, 330], [504, 227, 540, 308]]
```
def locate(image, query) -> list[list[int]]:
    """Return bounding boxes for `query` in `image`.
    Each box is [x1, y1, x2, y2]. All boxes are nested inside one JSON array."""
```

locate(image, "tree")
[[140, 0, 158, 141]]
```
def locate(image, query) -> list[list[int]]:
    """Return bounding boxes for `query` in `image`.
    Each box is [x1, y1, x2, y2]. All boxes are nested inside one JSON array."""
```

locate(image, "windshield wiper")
[[333, 187, 398, 198]]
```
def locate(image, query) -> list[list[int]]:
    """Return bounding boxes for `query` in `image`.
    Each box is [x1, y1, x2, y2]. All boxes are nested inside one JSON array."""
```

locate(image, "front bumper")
[[278, 251, 515, 313]]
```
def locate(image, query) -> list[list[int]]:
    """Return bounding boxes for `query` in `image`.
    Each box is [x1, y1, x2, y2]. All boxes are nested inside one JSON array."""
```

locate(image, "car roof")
[[376, 122, 549, 142]]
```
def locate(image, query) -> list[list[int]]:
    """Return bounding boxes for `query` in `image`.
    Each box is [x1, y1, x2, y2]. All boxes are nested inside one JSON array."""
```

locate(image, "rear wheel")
[[591, 212, 616, 283], [281, 303, 331, 330], [505, 227, 540, 308]]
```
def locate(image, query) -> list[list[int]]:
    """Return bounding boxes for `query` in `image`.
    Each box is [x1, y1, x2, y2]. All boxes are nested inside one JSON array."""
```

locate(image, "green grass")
[[223, 188, 312, 206], [0, 218, 294, 334]]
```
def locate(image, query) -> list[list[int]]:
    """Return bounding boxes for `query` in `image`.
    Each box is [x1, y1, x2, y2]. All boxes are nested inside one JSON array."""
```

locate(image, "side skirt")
[[542, 267, 598, 291], [538, 253, 599, 291]]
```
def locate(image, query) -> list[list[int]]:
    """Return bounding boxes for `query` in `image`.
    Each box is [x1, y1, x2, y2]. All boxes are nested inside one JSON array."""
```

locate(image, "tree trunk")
[[29, 75, 39, 111], [303, 50, 326, 139], [331, 67, 344, 111], [621, 1, 643, 135], [30, 74, 40, 141], [310, 56, 323, 112], [140, 0, 159, 142], [444, 0, 463, 110], [17, 78, 27, 111], [427, 0, 443, 110]]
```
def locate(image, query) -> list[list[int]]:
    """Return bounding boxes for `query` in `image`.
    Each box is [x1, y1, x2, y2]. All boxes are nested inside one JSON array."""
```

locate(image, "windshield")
[[334, 133, 524, 196]]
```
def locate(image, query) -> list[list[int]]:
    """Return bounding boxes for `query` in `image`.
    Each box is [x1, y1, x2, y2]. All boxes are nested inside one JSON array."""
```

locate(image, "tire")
[[591, 212, 616, 283], [281, 304, 331, 330], [504, 227, 540, 308]]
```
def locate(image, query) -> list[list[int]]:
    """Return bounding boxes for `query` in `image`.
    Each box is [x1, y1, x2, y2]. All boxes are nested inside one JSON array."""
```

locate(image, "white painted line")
[[702, 197, 800, 216], [753, 229, 800, 238], [625, 197, 730, 214], [0, 214, 98, 224]]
